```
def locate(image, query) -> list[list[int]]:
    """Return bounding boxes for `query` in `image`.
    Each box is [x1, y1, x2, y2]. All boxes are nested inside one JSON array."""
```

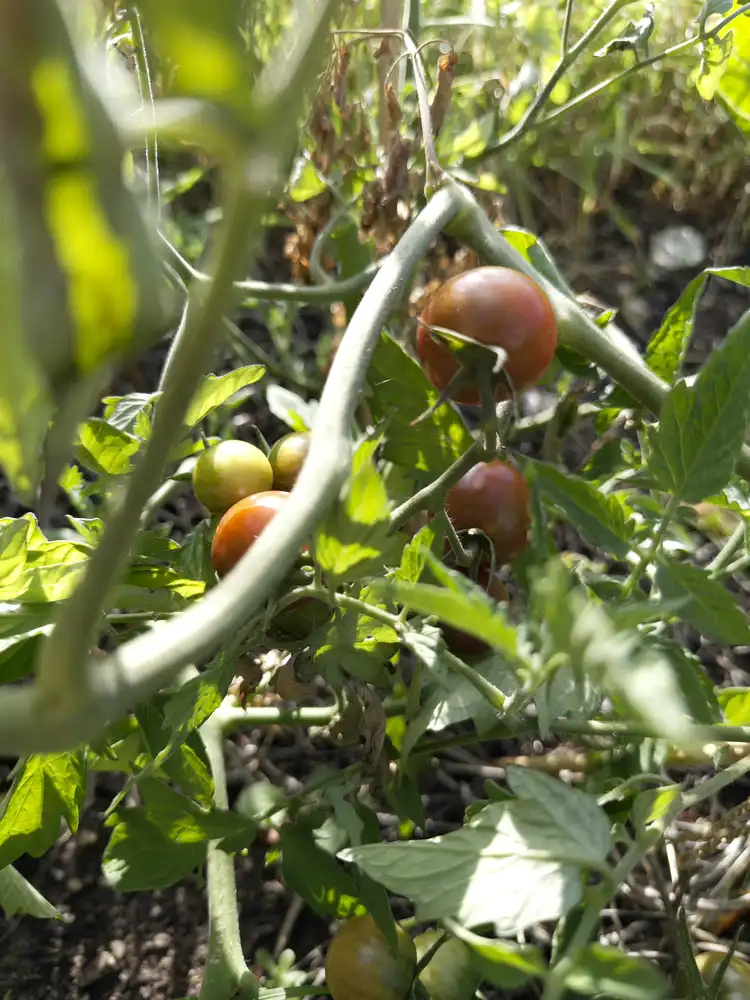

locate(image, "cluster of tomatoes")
[[191, 431, 310, 577], [325, 916, 479, 1000]]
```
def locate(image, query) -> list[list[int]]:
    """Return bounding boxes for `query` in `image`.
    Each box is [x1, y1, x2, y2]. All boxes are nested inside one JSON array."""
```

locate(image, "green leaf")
[[266, 384, 317, 432], [632, 785, 680, 840], [531, 461, 634, 559], [139, 778, 256, 849], [288, 159, 328, 202], [312, 598, 399, 687], [164, 654, 236, 734], [396, 524, 439, 584], [717, 686, 750, 724], [368, 333, 473, 476], [182, 366, 265, 434], [0, 752, 86, 869], [0, 865, 61, 920], [645, 268, 750, 383], [102, 392, 156, 434], [718, 12, 750, 126], [102, 809, 206, 892], [314, 439, 392, 580], [341, 767, 612, 935], [649, 309, 750, 502], [281, 825, 364, 919], [371, 575, 517, 658], [655, 561, 750, 644], [449, 926, 546, 990], [534, 561, 699, 748], [76, 418, 141, 476], [563, 944, 669, 1000]]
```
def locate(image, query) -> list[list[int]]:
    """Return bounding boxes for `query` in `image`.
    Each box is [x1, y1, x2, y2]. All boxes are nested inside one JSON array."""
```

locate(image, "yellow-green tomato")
[[696, 953, 750, 1000], [192, 441, 273, 514], [414, 931, 481, 1000], [269, 432, 310, 491], [325, 916, 416, 1000]]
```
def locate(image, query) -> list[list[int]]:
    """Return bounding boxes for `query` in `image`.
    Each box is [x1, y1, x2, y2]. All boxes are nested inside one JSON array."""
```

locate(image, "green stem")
[[708, 521, 746, 576], [621, 494, 678, 598], [561, 0, 575, 55], [442, 649, 508, 712], [200, 708, 258, 1000], [221, 698, 408, 734], [274, 585, 402, 629], [389, 440, 485, 531]]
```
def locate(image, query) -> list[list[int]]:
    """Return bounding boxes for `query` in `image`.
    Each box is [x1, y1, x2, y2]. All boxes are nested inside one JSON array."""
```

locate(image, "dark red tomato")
[[269, 432, 310, 491], [442, 568, 509, 657], [414, 932, 481, 1000], [417, 267, 557, 405], [445, 460, 531, 563], [211, 491, 290, 578], [325, 916, 416, 1000]]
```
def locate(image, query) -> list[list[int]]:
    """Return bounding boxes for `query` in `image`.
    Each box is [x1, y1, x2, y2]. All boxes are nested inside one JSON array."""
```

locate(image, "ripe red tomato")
[[442, 569, 509, 657], [417, 267, 557, 405], [192, 440, 273, 514], [325, 916, 416, 1000], [414, 932, 481, 1000], [211, 491, 289, 578], [269, 432, 310, 491], [445, 460, 531, 564]]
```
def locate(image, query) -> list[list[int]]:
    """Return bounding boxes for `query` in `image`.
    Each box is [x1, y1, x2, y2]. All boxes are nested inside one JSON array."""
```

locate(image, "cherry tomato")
[[445, 460, 531, 564], [325, 915, 416, 1000], [696, 953, 750, 1000], [442, 569, 509, 657], [211, 491, 289, 578], [417, 267, 557, 405], [269, 432, 311, 491], [414, 932, 481, 1000], [192, 440, 273, 514]]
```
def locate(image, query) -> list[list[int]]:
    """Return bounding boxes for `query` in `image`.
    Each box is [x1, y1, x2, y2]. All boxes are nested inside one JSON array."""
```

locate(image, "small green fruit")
[[192, 440, 273, 514], [414, 931, 481, 1000]]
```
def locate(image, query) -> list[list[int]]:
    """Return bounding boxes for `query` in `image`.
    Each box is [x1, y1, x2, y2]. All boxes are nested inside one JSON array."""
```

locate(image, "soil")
[[2, 173, 750, 999]]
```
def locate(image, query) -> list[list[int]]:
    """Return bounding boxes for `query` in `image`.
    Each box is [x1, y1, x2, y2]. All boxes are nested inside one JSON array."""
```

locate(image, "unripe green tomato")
[[325, 915, 416, 1000], [192, 440, 273, 514], [269, 432, 310, 491], [696, 952, 750, 1000], [414, 932, 481, 1000]]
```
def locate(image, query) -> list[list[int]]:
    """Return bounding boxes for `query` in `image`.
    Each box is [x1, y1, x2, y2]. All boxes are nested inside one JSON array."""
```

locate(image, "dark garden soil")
[[2, 178, 750, 1000]]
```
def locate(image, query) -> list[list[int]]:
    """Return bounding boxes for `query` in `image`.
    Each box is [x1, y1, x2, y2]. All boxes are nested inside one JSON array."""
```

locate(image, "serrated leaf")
[[0, 865, 61, 920], [0, 752, 86, 869], [314, 439, 392, 580], [649, 309, 750, 502], [102, 809, 205, 892], [717, 686, 750, 724], [102, 392, 156, 434], [266, 384, 317, 432], [281, 825, 364, 919], [646, 268, 750, 383], [77, 418, 141, 476], [288, 158, 328, 202], [183, 366, 265, 433], [655, 560, 750, 644], [164, 654, 236, 733], [368, 333, 472, 475], [340, 768, 612, 935], [531, 461, 633, 558], [139, 778, 256, 848]]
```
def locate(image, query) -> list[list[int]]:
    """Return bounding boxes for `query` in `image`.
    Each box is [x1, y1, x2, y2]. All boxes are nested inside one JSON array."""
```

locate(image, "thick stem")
[[0, 187, 460, 755], [200, 708, 258, 1000]]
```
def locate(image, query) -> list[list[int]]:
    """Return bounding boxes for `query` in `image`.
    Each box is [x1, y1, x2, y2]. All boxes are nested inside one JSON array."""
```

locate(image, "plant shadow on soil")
[[2, 189, 750, 999]]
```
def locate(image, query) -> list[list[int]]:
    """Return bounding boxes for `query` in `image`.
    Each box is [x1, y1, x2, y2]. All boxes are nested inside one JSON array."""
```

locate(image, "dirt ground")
[[2, 180, 750, 1000]]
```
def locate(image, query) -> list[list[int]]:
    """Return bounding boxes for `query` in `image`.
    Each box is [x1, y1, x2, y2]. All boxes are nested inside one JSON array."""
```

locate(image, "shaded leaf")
[[655, 561, 750, 644]]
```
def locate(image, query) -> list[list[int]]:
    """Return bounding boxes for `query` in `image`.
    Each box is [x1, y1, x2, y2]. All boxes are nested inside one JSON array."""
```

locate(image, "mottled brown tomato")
[[269, 432, 310, 491], [192, 440, 273, 514], [442, 568, 509, 657], [445, 460, 531, 564], [417, 267, 557, 405], [414, 932, 481, 1000], [325, 916, 416, 1000], [211, 491, 289, 578]]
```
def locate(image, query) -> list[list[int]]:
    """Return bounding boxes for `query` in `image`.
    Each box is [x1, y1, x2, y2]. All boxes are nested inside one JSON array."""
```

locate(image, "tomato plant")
[[441, 569, 509, 656], [269, 431, 310, 490], [325, 916, 416, 1000], [445, 459, 531, 564], [414, 932, 481, 1000], [211, 491, 290, 578], [192, 439, 274, 513], [416, 267, 557, 405]]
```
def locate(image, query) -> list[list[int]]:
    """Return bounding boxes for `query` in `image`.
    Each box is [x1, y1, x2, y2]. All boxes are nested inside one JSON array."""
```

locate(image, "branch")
[[200, 706, 258, 1000], [0, 185, 460, 755], [449, 184, 750, 480]]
